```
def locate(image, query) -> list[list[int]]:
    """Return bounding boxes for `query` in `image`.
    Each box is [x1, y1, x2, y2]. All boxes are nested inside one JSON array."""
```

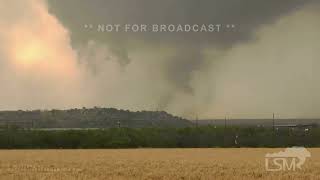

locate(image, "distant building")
[[274, 123, 318, 130]]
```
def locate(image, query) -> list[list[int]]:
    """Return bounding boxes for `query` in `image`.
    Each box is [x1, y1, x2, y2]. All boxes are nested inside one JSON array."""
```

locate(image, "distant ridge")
[[0, 108, 193, 128]]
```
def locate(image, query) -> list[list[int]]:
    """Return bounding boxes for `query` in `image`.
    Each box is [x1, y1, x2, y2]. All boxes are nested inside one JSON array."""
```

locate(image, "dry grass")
[[0, 148, 319, 180]]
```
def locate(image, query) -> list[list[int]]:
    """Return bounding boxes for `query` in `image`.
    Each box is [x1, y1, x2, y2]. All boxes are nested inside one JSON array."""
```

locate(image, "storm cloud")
[[0, 0, 319, 119], [48, 0, 311, 45], [47, 0, 317, 98]]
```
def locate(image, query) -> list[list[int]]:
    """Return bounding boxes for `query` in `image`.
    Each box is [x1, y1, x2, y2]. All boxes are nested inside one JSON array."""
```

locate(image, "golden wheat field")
[[0, 148, 319, 180]]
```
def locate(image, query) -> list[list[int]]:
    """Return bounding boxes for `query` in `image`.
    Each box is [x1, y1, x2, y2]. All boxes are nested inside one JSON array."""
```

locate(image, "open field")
[[0, 148, 319, 180]]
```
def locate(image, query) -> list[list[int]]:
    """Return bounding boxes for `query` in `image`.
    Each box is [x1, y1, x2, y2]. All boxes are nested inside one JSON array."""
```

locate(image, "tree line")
[[0, 126, 319, 149]]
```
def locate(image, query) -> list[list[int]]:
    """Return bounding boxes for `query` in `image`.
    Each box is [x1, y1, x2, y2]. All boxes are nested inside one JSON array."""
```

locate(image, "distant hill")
[[0, 108, 193, 128]]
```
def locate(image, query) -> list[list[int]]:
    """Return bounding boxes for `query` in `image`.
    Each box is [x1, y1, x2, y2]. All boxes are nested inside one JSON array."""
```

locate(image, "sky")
[[0, 0, 319, 119]]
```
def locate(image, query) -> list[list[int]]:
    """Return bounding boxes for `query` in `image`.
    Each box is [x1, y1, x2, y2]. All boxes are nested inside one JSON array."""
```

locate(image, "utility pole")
[[224, 114, 227, 147], [273, 113, 275, 132], [117, 120, 121, 128], [225, 115, 227, 130], [196, 115, 199, 128]]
